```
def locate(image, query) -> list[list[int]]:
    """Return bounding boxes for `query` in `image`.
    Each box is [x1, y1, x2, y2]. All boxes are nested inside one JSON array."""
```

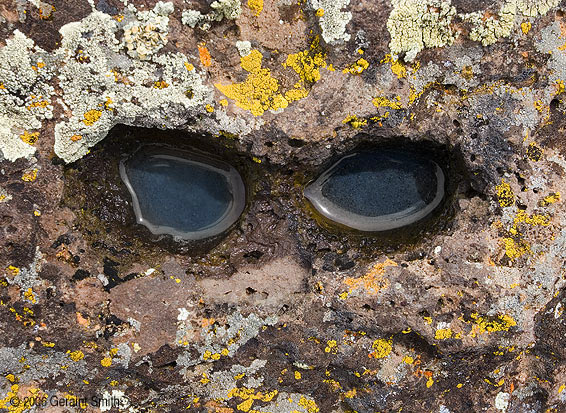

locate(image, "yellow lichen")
[[82, 109, 102, 126], [343, 58, 369, 75], [342, 115, 367, 128], [23, 288, 36, 304], [496, 180, 515, 207], [20, 131, 39, 145], [284, 50, 325, 84], [426, 376, 435, 388], [248, 0, 263, 16], [325, 340, 337, 353], [227, 387, 277, 412], [67, 350, 84, 362], [469, 313, 516, 337], [502, 237, 530, 259], [369, 338, 392, 359], [526, 142, 543, 161], [215, 50, 289, 116], [7, 266, 20, 276], [282, 44, 326, 103], [514, 210, 550, 226], [372, 95, 403, 110], [381, 54, 407, 79], [403, 355, 414, 364], [100, 357, 112, 367], [21, 169, 38, 182], [153, 80, 169, 89], [541, 192, 561, 206], [298, 396, 319, 413], [434, 328, 461, 340], [521, 21, 532, 34], [461, 65, 474, 80]]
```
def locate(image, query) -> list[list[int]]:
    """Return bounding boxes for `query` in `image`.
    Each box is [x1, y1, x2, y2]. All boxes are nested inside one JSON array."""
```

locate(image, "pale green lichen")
[[387, 0, 457, 61], [464, 0, 560, 46], [310, 0, 352, 44], [516, 0, 560, 17], [0, 31, 54, 161], [122, 1, 174, 60], [181, 0, 242, 30], [463, 1, 518, 46], [236, 40, 252, 57], [53, 11, 213, 163]]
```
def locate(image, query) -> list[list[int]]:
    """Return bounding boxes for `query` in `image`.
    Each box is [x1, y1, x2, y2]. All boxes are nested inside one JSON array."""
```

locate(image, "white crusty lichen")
[[181, 0, 242, 30], [0, 30, 54, 161], [387, 0, 457, 61], [536, 21, 566, 84], [123, 1, 174, 60], [310, 0, 352, 44], [54, 11, 213, 163]]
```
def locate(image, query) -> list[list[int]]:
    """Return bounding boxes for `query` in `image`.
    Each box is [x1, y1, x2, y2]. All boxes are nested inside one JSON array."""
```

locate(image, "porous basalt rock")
[[1, 0, 566, 412]]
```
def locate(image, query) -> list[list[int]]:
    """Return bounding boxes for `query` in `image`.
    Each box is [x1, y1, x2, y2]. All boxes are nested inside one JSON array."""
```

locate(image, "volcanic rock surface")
[[1, 0, 566, 412]]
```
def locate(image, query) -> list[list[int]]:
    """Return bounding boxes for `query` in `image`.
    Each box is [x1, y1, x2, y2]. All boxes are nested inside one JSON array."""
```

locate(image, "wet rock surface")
[[0, 0, 566, 412]]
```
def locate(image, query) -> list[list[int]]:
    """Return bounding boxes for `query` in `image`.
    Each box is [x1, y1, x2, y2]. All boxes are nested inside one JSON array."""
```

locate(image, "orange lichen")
[[198, 44, 212, 67], [39, 4, 55, 20], [70, 134, 82, 142], [344, 259, 396, 295]]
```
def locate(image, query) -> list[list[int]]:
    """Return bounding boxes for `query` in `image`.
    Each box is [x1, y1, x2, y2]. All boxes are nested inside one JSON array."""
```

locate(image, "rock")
[[1, 0, 566, 411]]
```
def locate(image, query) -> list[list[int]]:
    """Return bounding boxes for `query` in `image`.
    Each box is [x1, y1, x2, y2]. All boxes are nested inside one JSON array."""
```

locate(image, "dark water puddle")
[[304, 150, 445, 232], [120, 146, 245, 241]]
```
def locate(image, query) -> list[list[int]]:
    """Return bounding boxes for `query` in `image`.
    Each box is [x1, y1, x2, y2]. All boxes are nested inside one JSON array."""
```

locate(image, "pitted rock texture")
[[1, 0, 566, 412]]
